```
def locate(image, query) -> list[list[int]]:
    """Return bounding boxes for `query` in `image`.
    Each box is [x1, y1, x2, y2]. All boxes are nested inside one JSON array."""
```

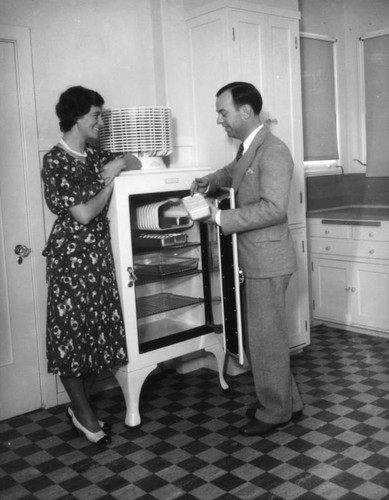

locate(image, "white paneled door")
[[0, 25, 43, 420]]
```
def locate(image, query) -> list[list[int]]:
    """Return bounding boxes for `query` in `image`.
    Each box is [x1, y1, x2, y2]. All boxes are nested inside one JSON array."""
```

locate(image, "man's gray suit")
[[204, 125, 303, 423]]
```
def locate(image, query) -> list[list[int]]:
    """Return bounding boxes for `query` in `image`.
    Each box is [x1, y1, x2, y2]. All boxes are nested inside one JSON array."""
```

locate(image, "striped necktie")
[[235, 143, 244, 161]]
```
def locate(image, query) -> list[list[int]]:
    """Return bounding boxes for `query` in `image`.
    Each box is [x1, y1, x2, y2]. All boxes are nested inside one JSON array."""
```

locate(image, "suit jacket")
[[205, 126, 297, 279]]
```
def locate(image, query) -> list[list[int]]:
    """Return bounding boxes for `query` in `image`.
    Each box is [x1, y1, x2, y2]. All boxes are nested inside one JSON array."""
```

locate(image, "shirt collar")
[[242, 124, 263, 154]]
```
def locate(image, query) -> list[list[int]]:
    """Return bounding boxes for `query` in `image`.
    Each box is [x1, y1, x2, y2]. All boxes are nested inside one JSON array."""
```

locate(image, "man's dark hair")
[[216, 82, 263, 115], [55, 86, 104, 132]]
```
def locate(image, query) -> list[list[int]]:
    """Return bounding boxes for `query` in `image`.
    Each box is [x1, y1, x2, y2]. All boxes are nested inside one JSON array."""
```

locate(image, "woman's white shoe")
[[67, 406, 111, 432], [71, 413, 111, 444]]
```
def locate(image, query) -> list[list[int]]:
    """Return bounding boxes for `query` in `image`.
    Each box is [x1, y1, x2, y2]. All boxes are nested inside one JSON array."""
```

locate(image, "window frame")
[[300, 32, 342, 175]]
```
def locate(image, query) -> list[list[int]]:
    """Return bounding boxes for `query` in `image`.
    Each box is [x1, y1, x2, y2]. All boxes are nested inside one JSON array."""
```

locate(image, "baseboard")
[[312, 320, 389, 339]]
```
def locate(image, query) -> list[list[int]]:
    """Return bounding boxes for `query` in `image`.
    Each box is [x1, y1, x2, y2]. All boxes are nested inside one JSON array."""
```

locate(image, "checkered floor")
[[1, 325, 389, 500]]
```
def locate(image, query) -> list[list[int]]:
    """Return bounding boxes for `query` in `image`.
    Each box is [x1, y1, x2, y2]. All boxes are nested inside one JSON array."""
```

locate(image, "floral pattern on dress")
[[42, 144, 128, 376]]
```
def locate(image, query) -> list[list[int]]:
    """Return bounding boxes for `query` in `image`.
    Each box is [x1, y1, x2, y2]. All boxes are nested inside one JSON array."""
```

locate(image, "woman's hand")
[[101, 157, 126, 185], [101, 154, 141, 186], [123, 153, 142, 171]]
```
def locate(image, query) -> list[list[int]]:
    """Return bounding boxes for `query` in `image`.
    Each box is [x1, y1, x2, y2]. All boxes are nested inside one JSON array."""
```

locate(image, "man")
[[190, 82, 303, 436]]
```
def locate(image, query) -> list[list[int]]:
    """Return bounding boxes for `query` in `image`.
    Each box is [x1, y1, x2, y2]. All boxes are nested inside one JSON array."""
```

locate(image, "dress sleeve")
[[42, 151, 88, 216], [99, 149, 122, 165]]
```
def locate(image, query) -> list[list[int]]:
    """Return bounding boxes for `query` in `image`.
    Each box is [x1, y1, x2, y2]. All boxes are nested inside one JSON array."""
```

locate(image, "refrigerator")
[[108, 168, 243, 427]]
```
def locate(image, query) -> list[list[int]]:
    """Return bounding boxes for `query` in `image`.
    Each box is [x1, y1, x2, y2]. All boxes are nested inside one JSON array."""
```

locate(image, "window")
[[360, 31, 389, 177], [300, 34, 340, 172]]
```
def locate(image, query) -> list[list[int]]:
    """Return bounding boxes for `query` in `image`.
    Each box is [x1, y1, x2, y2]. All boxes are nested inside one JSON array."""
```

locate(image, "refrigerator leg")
[[204, 344, 229, 390], [112, 364, 157, 427]]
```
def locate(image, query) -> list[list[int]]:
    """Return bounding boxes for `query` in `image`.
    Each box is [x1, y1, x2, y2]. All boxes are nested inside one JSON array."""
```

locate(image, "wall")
[[2, 0, 389, 171], [0, 0, 158, 151], [0, 0, 173, 409], [299, 0, 389, 175], [0, 0, 205, 167]]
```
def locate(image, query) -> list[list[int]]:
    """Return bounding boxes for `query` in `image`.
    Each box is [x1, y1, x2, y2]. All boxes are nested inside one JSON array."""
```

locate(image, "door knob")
[[14, 244, 31, 264]]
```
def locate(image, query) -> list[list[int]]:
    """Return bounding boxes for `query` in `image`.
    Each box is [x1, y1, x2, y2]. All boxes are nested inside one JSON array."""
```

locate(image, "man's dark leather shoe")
[[239, 419, 290, 437], [246, 406, 303, 422]]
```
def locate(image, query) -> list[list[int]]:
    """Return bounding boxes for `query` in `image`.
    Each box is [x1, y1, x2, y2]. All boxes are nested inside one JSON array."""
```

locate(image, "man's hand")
[[190, 177, 209, 196], [202, 198, 219, 225]]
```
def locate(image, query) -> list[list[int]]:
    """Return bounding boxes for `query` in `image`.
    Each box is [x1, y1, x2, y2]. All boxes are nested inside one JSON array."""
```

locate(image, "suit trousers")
[[242, 275, 303, 424]]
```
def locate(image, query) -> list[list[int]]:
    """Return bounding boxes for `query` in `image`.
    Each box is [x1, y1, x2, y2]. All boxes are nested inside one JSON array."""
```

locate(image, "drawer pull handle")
[[325, 230, 330, 235], [351, 287, 356, 293], [369, 249, 375, 255], [325, 246, 331, 251], [345, 286, 350, 292], [369, 232, 374, 237]]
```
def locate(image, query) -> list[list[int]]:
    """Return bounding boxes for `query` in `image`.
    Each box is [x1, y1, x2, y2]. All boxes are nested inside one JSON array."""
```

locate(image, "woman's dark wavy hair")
[[55, 86, 104, 132], [216, 82, 263, 115]]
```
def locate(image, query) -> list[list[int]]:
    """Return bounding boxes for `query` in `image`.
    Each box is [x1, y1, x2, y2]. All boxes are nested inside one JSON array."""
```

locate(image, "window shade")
[[300, 37, 339, 161], [364, 34, 389, 177]]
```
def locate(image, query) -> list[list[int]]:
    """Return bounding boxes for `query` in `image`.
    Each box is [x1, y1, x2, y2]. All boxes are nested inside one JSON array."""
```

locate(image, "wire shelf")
[[136, 292, 203, 318], [134, 256, 198, 277]]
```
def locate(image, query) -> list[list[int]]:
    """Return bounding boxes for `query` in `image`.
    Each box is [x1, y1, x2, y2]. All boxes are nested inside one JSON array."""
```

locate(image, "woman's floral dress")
[[42, 144, 128, 376]]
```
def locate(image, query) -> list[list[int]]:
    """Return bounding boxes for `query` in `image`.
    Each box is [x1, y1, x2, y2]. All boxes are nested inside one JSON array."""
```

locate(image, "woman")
[[42, 86, 139, 444]]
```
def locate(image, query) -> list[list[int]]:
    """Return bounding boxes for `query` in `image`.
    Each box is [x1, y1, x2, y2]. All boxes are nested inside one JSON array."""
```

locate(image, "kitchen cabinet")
[[185, 0, 309, 350], [186, 0, 305, 225], [286, 227, 310, 351], [309, 217, 389, 334], [108, 168, 244, 426]]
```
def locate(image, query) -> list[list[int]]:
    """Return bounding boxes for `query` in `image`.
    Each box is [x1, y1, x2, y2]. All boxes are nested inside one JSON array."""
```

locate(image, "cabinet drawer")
[[310, 238, 354, 256], [311, 238, 389, 259], [352, 225, 389, 242], [309, 224, 351, 239], [359, 241, 389, 259]]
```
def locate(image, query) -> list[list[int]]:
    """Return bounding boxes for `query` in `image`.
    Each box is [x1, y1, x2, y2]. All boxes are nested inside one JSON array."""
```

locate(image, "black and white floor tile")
[[1, 324, 389, 499]]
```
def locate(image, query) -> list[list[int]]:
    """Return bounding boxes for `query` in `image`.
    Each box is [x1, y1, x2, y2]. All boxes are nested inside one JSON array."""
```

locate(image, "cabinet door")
[[229, 10, 267, 108], [311, 257, 351, 324], [286, 227, 310, 349], [267, 15, 304, 226], [187, 10, 234, 168], [352, 262, 389, 331], [231, 11, 305, 225], [187, 7, 306, 225]]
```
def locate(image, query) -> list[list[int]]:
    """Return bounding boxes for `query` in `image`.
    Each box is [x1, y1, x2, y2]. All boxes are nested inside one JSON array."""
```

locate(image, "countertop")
[[307, 205, 389, 221]]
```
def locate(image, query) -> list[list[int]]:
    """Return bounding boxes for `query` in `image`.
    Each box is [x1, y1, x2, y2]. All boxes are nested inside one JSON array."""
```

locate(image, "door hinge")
[[295, 36, 298, 49], [301, 240, 305, 253], [300, 191, 303, 204], [312, 299, 315, 310], [127, 266, 137, 287], [311, 261, 314, 272], [232, 27, 235, 41], [305, 319, 308, 331]]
